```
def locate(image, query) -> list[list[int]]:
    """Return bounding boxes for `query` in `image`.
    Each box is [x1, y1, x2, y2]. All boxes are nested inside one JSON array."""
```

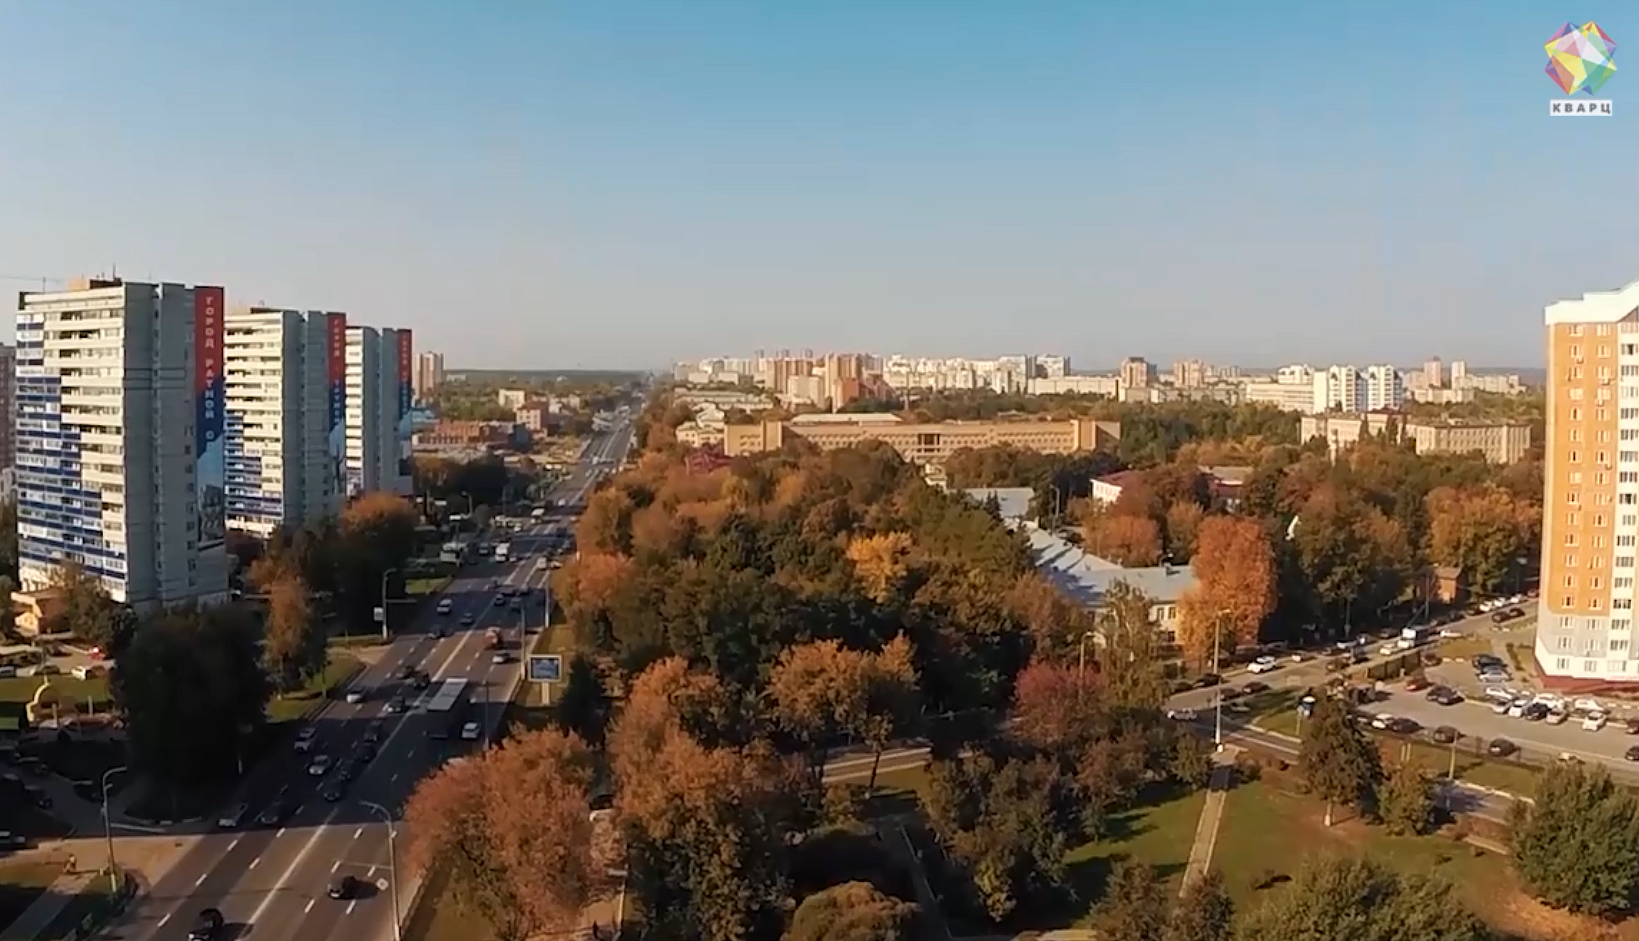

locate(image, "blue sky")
[[0, 0, 1632, 371]]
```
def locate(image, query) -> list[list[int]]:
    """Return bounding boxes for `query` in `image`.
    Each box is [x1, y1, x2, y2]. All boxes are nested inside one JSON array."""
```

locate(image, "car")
[[188, 907, 225, 941], [1194, 673, 1222, 689], [1546, 709, 1569, 725], [1246, 655, 1277, 674], [321, 783, 345, 803], [384, 697, 407, 715], [433, 625, 450, 639], [1523, 703, 1550, 722], [410, 671, 432, 690], [258, 788, 296, 826], [1626, 745, 1639, 762], [398, 664, 418, 680], [293, 726, 318, 753], [1583, 712, 1609, 732], [1626, 718, 1639, 735], [1386, 717, 1421, 735], [328, 875, 360, 900], [0, 830, 28, 849], [1404, 676, 1431, 692], [356, 741, 379, 763], [1166, 708, 1197, 721], [22, 785, 50, 809], [337, 760, 358, 783], [1472, 653, 1505, 668], [461, 613, 475, 627], [345, 688, 368, 705], [1242, 681, 1271, 695], [1226, 700, 1251, 714], [460, 721, 482, 741], [1487, 738, 1518, 757], [1369, 714, 1393, 730], [307, 754, 332, 777], [492, 652, 511, 665], [436, 599, 453, 615], [216, 803, 249, 829], [1437, 628, 1462, 639], [1428, 688, 1463, 706], [1431, 725, 1460, 744], [1324, 658, 1347, 673], [493, 594, 507, 607], [363, 720, 384, 744]]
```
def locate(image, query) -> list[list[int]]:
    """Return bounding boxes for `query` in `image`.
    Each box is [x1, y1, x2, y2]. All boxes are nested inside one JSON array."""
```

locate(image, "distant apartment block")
[[14, 279, 229, 610], [723, 415, 1120, 465], [344, 326, 413, 496], [496, 388, 528, 410], [1300, 412, 1530, 464], [412, 420, 521, 452], [414, 351, 445, 402], [222, 308, 345, 536], [0, 343, 14, 472]]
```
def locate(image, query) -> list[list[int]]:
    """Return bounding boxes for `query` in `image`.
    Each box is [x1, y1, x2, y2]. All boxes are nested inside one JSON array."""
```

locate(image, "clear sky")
[[0, 0, 1632, 371]]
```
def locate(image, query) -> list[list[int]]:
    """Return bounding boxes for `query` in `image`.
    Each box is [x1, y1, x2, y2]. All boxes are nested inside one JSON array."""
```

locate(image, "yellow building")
[[722, 416, 1120, 464], [1536, 276, 1639, 685]]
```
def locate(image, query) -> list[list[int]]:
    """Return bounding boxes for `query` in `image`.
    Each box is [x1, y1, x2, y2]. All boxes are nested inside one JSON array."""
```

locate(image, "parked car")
[[1432, 725, 1460, 744], [1487, 738, 1518, 757], [1404, 675, 1431, 692], [1625, 744, 1639, 762], [217, 803, 249, 829], [1248, 656, 1279, 674], [1386, 717, 1421, 735], [328, 875, 360, 900]]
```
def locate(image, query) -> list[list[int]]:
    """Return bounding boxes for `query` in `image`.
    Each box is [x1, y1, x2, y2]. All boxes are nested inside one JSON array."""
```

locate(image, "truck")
[[485, 627, 504, 650]]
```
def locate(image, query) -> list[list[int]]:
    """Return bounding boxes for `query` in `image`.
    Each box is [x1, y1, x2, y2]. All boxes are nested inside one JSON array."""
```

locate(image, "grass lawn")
[[0, 676, 114, 723], [1436, 635, 1499, 662], [0, 857, 67, 931], [402, 859, 495, 941], [407, 576, 453, 597], [1061, 785, 1206, 926], [33, 872, 122, 941], [267, 654, 362, 724]]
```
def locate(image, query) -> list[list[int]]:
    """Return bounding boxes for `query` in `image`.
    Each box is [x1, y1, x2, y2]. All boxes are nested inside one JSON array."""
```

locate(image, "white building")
[[1239, 380, 1317, 412], [1363, 364, 1406, 410], [223, 308, 346, 536], [1312, 365, 1366, 412], [344, 326, 413, 497], [13, 280, 229, 610]]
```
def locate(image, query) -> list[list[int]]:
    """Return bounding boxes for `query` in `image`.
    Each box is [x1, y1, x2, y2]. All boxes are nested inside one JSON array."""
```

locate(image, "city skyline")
[[1, 2, 1633, 368]]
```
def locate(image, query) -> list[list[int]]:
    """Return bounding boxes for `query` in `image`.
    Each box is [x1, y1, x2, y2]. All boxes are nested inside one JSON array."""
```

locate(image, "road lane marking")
[[305, 899, 316, 914], [353, 827, 363, 839], [227, 837, 240, 852], [248, 855, 261, 870], [331, 859, 341, 873], [276, 827, 287, 838], [248, 806, 342, 928], [194, 873, 207, 887], [367, 866, 376, 878], [157, 912, 172, 928], [346, 900, 357, 915]]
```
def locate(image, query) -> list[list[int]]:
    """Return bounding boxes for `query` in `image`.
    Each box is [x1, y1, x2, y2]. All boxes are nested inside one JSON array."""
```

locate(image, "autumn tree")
[[48, 561, 123, 649], [1091, 581, 1170, 711], [405, 730, 597, 941], [1299, 695, 1383, 826], [1235, 856, 1488, 941], [553, 653, 610, 746], [335, 493, 419, 630], [1426, 484, 1538, 596], [1166, 869, 1233, 941], [263, 573, 326, 693], [1163, 499, 1206, 561], [1377, 760, 1434, 837], [767, 637, 919, 788], [1176, 516, 1277, 666], [579, 488, 636, 554], [845, 533, 915, 604], [556, 551, 634, 643], [784, 881, 915, 941], [1092, 860, 1168, 941], [1087, 512, 1163, 567], [1290, 484, 1412, 629], [1008, 660, 1105, 755]]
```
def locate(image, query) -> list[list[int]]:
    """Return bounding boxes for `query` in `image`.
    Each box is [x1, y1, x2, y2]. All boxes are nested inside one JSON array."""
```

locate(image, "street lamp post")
[[101, 766, 129, 894], [361, 801, 403, 941], [1212, 618, 1223, 750], [379, 567, 399, 640], [1077, 630, 1096, 676]]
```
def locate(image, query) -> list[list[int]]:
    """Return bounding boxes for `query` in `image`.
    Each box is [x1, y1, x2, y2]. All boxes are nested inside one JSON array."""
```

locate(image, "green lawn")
[[1062, 785, 1207, 926], [407, 576, 454, 597], [267, 653, 362, 724], [1214, 780, 1532, 933], [33, 872, 124, 941], [0, 675, 113, 719], [0, 858, 67, 931], [403, 857, 496, 941]]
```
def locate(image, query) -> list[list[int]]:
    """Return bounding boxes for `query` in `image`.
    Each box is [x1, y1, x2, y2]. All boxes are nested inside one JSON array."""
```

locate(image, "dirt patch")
[[1494, 893, 1633, 941]]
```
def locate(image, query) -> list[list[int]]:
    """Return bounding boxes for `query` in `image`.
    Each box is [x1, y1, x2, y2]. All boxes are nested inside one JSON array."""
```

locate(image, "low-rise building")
[[1020, 524, 1196, 643], [496, 388, 528, 409], [722, 416, 1120, 465], [413, 420, 522, 452], [676, 421, 726, 448], [1301, 412, 1531, 464], [962, 487, 1036, 521], [1090, 470, 1146, 505]]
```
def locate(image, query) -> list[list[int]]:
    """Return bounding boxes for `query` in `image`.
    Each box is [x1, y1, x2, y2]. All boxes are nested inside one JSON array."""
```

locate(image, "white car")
[[1583, 712, 1608, 732], [1248, 656, 1278, 674], [293, 727, 318, 753], [217, 803, 249, 829], [436, 599, 453, 615], [344, 689, 367, 705], [1370, 714, 1393, 730], [1438, 628, 1461, 639], [307, 754, 332, 777], [1378, 643, 1398, 656], [460, 722, 481, 741], [1166, 708, 1197, 721]]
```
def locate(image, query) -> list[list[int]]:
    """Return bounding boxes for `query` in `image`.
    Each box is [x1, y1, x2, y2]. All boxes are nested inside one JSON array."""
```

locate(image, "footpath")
[[1179, 745, 1240, 896]]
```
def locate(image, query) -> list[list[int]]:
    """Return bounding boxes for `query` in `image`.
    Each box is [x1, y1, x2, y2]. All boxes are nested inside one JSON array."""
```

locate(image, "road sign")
[[528, 654, 563, 683]]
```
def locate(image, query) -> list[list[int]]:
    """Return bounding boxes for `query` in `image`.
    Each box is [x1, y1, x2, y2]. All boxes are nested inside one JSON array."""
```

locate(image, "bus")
[[425, 678, 470, 740], [493, 542, 512, 563]]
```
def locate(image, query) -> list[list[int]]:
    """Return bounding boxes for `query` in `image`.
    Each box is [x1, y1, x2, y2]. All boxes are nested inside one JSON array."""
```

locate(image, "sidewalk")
[[1, 856, 99, 941], [1180, 745, 1240, 896]]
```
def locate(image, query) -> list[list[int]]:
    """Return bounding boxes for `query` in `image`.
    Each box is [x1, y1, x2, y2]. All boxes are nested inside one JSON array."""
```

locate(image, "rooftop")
[[962, 487, 1035, 521], [1016, 524, 1198, 607]]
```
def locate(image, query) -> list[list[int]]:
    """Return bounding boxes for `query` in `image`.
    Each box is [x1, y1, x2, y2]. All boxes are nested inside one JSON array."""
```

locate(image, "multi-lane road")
[[108, 419, 634, 941]]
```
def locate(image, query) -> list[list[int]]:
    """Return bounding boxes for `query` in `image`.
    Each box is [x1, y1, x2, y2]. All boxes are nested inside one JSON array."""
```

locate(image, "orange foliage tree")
[[844, 532, 915, 604], [1088, 513, 1163, 566], [1176, 516, 1277, 666], [404, 730, 597, 941]]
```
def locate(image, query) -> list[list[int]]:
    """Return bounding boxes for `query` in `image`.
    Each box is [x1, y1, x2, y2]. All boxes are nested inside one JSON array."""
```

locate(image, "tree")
[[845, 533, 915, 605], [1087, 513, 1163, 567], [1235, 856, 1488, 941], [784, 881, 915, 941], [336, 493, 419, 629], [1091, 581, 1170, 711], [579, 488, 636, 554], [1176, 516, 1277, 666], [1377, 761, 1434, 837], [1426, 484, 1537, 596], [262, 574, 326, 693], [1092, 860, 1168, 941], [1298, 696, 1383, 826], [48, 562, 121, 648], [1166, 869, 1233, 941], [112, 605, 270, 788], [1511, 760, 1639, 917], [1008, 659, 1104, 755], [553, 653, 610, 746], [768, 640, 867, 773], [1163, 499, 1206, 561], [0, 499, 17, 582], [405, 730, 597, 941]]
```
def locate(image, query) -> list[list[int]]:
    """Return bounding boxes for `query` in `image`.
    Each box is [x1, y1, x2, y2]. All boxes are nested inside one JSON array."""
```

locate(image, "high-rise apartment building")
[[1363, 364, 1406, 410], [1172, 359, 1207, 389], [13, 280, 229, 609], [1119, 357, 1155, 390], [344, 326, 413, 497], [222, 308, 346, 536], [1450, 360, 1468, 386], [1537, 277, 1639, 683], [414, 350, 444, 402], [1423, 357, 1445, 389], [1311, 365, 1366, 412], [0, 343, 15, 472]]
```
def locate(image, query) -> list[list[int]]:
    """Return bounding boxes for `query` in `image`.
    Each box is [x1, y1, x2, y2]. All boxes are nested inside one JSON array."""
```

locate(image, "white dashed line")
[[157, 912, 172, 928], [304, 899, 316, 914], [346, 900, 357, 915], [248, 855, 261, 870], [331, 859, 341, 873], [353, 827, 363, 840], [194, 873, 207, 887], [227, 837, 240, 852], [276, 827, 288, 839]]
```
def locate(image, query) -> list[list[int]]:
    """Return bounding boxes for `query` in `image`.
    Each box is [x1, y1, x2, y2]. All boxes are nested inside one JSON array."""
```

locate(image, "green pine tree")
[[1299, 696, 1383, 826], [1378, 761, 1434, 836]]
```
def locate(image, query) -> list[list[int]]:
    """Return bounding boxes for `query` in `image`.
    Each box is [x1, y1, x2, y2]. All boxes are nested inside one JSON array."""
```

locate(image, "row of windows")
[[1551, 636, 1631, 653], [1561, 595, 1634, 611], [1550, 658, 1635, 674], [1553, 616, 1633, 630]]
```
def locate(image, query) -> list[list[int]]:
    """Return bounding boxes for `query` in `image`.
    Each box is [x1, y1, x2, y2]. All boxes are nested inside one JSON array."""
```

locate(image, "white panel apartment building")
[[13, 280, 229, 609], [344, 326, 412, 497], [223, 308, 345, 536]]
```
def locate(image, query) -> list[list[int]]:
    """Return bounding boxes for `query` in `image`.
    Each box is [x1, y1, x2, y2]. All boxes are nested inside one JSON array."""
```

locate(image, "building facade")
[[414, 350, 445, 402], [343, 326, 413, 497], [1536, 277, 1639, 683], [13, 280, 229, 609], [222, 308, 345, 536], [0, 343, 14, 472], [722, 416, 1121, 465]]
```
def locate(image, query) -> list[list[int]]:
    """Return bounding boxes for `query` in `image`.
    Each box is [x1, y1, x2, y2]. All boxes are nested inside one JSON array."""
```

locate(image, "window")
[[1566, 553, 1579, 567], [1558, 636, 1573, 649], [1619, 598, 1634, 610], [1557, 657, 1571, 670], [1566, 532, 1581, 546], [1571, 389, 1585, 401], [1614, 639, 1630, 652], [1592, 577, 1604, 590], [1568, 491, 1582, 505], [1571, 428, 1584, 442], [1586, 659, 1600, 672], [1571, 325, 1584, 336], [1564, 574, 1577, 588], [1571, 366, 1585, 379]]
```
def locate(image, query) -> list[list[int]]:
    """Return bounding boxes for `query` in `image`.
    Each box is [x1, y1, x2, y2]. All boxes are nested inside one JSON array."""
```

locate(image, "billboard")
[[194, 286, 227, 549], [396, 330, 413, 478], [327, 313, 347, 500], [527, 655, 563, 683]]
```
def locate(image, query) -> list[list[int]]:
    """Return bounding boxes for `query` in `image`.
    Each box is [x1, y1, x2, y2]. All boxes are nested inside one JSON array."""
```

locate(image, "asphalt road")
[[108, 421, 633, 941]]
